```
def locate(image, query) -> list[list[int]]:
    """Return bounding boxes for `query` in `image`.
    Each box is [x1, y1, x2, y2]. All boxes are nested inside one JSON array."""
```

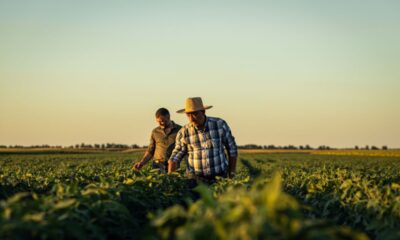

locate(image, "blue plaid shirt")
[[169, 116, 237, 177]]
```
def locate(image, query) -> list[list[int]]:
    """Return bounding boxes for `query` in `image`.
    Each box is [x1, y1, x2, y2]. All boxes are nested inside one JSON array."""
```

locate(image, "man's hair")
[[155, 108, 170, 118]]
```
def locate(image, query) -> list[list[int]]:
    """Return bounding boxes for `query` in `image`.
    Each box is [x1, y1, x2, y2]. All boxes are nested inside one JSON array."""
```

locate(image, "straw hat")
[[176, 97, 213, 113]]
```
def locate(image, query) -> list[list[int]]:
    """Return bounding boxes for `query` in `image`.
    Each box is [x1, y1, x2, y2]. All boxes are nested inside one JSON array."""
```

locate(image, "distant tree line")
[[354, 145, 388, 150], [237, 144, 390, 150], [0, 144, 390, 150], [0, 143, 145, 149], [238, 144, 317, 150]]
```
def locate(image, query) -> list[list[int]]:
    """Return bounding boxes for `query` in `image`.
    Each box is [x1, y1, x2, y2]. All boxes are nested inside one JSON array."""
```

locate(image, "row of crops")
[[0, 151, 399, 239], [244, 153, 400, 239]]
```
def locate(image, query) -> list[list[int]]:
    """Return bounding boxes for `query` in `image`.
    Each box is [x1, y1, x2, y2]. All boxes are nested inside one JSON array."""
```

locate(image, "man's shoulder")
[[152, 126, 161, 131], [207, 116, 223, 122], [151, 126, 162, 134], [207, 116, 227, 125], [178, 123, 195, 135], [174, 124, 190, 139]]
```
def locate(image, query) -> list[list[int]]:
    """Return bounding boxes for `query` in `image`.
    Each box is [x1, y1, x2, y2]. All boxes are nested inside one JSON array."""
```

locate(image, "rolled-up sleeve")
[[169, 129, 187, 163], [222, 120, 238, 157]]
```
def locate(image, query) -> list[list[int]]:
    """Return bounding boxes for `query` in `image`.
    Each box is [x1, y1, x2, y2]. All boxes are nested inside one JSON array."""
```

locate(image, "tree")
[[318, 145, 331, 150]]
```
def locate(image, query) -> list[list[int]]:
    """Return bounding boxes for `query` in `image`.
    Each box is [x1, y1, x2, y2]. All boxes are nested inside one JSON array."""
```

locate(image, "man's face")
[[186, 110, 205, 127], [156, 115, 171, 129]]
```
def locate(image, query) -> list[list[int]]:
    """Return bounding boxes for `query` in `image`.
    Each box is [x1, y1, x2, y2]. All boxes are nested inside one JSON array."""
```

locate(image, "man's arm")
[[168, 159, 177, 173], [168, 129, 187, 174], [228, 156, 237, 178], [221, 120, 238, 178], [133, 133, 155, 170], [133, 151, 153, 170]]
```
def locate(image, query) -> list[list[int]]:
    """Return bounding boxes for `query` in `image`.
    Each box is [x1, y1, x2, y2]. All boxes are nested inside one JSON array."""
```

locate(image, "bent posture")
[[133, 108, 181, 172]]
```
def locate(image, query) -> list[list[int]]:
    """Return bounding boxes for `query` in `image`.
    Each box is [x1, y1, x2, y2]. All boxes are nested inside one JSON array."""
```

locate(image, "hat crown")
[[185, 97, 204, 112]]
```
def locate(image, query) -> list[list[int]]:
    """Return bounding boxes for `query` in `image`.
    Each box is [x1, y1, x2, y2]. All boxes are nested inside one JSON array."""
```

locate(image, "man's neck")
[[195, 116, 207, 130]]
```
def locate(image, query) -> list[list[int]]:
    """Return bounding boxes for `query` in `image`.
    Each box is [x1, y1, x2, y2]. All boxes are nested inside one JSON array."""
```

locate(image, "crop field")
[[0, 150, 399, 239]]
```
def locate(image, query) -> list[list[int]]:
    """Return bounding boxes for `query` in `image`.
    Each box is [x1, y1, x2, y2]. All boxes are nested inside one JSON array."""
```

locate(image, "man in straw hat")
[[168, 97, 238, 184], [133, 108, 181, 173]]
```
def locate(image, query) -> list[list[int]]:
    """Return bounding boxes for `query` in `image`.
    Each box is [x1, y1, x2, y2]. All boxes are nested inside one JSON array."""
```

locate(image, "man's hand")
[[168, 160, 177, 174], [133, 151, 152, 171], [132, 162, 142, 171], [228, 171, 236, 179]]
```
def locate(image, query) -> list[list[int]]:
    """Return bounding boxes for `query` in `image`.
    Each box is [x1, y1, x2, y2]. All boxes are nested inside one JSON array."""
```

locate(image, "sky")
[[1, 1, 399, 148]]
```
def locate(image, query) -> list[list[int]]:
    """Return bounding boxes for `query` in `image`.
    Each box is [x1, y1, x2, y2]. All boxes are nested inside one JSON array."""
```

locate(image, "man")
[[168, 97, 238, 183], [133, 108, 181, 172]]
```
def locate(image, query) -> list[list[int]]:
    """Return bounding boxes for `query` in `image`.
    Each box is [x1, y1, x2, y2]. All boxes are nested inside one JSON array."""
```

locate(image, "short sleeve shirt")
[[147, 121, 181, 162]]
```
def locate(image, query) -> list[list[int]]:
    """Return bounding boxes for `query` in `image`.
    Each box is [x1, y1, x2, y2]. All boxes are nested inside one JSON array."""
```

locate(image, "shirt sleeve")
[[146, 131, 156, 156], [221, 120, 238, 157], [169, 128, 187, 163]]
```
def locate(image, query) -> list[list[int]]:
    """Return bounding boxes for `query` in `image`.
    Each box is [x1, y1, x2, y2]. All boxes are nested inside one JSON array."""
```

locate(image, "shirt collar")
[[158, 121, 176, 132]]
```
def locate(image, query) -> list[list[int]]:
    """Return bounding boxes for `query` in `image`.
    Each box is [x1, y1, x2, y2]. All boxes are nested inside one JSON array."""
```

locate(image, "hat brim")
[[176, 105, 213, 114]]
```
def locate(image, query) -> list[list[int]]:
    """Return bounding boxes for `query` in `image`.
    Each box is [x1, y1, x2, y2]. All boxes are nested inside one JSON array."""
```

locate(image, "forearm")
[[168, 132, 187, 173], [228, 156, 237, 177], [139, 151, 153, 166], [168, 160, 177, 173], [168, 148, 186, 173], [167, 150, 185, 173], [223, 135, 238, 176]]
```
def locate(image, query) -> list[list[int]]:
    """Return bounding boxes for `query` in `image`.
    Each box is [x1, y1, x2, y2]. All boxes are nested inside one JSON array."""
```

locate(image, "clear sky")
[[1, 1, 399, 148]]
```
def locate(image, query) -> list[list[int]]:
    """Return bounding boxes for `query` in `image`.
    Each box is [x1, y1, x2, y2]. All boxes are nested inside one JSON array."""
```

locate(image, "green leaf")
[[54, 199, 76, 210]]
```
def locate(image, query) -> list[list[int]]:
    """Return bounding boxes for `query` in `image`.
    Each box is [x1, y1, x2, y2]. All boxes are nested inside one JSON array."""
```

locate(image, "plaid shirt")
[[169, 116, 237, 177]]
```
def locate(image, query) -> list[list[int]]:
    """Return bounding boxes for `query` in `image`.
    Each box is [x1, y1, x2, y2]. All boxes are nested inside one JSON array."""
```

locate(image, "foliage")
[[0, 151, 399, 239], [150, 174, 368, 240]]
